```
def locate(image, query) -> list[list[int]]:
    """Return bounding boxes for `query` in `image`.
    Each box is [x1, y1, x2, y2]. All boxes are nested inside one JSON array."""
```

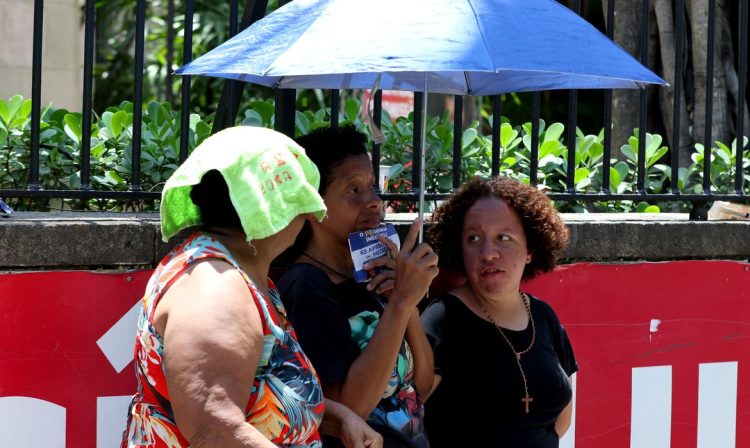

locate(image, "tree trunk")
[[604, 0, 642, 157], [653, 0, 693, 167], [687, 0, 731, 147]]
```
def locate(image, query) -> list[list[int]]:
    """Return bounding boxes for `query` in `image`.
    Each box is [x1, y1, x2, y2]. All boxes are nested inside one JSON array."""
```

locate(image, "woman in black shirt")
[[421, 177, 577, 447]]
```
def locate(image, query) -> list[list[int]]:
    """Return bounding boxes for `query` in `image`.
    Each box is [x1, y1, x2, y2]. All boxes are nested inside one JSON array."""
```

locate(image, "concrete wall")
[[0, 0, 83, 110], [1, 212, 749, 269]]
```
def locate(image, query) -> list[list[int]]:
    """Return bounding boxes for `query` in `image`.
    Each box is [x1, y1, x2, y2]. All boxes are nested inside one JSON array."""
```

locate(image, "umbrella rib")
[[464, 71, 472, 95]]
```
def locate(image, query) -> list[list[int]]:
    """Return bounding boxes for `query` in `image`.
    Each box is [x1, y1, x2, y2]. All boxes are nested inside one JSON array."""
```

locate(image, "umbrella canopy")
[[177, 0, 666, 94]]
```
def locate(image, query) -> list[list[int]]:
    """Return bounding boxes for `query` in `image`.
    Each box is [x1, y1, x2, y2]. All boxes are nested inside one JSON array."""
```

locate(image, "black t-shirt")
[[278, 263, 428, 448], [420, 293, 577, 448]]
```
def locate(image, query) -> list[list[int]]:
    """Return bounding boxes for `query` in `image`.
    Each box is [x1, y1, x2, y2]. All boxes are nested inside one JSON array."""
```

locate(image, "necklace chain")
[[472, 291, 536, 413], [301, 252, 352, 279]]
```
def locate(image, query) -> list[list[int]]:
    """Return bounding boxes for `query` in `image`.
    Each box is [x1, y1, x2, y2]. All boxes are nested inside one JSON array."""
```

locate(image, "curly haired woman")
[[421, 176, 577, 448]]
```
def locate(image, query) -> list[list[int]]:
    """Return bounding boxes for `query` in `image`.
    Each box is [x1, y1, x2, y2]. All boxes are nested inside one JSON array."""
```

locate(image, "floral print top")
[[122, 233, 324, 447]]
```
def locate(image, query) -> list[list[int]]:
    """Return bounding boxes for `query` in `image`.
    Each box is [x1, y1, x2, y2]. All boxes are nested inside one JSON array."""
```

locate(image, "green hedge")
[[1, 95, 748, 212]]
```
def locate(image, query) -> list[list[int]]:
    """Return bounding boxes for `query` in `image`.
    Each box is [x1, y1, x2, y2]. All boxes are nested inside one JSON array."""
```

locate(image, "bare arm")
[[554, 376, 574, 438], [328, 219, 438, 418], [158, 260, 277, 448], [320, 399, 383, 448], [404, 310, 434, 397]]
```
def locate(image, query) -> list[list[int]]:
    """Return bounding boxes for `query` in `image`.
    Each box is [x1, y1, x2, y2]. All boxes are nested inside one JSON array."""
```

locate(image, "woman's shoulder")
[[278, 262, 330, 286], [421, 292, 468, 321], [526, 293, 563, 325]]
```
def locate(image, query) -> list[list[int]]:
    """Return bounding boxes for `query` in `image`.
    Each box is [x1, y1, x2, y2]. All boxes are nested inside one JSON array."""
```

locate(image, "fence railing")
[[1, 0, 748, 219]]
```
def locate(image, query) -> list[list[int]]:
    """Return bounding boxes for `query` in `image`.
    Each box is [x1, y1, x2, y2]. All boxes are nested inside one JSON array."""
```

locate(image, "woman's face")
[[317, 154, 382, 243], [461, 196, 532, 299]]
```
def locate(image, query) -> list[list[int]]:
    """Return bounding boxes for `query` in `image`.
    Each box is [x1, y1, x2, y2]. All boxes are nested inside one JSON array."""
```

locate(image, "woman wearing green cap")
[[121, 126, 381, 448]]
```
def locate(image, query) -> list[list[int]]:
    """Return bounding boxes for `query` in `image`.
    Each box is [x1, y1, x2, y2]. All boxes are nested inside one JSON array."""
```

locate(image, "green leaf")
[[250, 100, 274, 127], [461, 128, 477, 150], [574, 167, 590, 185], [0, 127, 7, 146], [544, 122, 564, 143], [295, 111, 311, 135], [499, 123, 517, 148], [110, 110, 127, 138], [609, 166, 621, 189], [345, 98, 360, 121], [5, 95, 23, 124], [64, 114, 82, 144], [620, 144, 637, 162], [241, 109, 264, 127], [0, 98, 8, 123], [636, 202, 660, 213]]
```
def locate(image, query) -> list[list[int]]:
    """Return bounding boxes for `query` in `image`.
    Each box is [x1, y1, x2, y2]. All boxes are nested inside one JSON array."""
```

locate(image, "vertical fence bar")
[[702, 0, 716, 193], [452, 95, 463, 189], [28, 0, 44, 190], [735, 0, 748, 194], [212, 0, 267, 134], [130, 0, 146, 191], [567, 88, 578, 192], [165, 0, 175, 103], [80, 0, 96, 190], [179, 0, 195, 163], [671, 0, 685, 194], [636, 0, 650, 193], [274, 90, 296, 137], [602, 0, 615, 194], [530, 93, 541, 186], [412, 92, 424, 197], [491, 95, 501, 177], [372, 91, 382, 191], [330, 90, 340, 129], [227, 0, 239, 126], [566, 0, 581, 193]]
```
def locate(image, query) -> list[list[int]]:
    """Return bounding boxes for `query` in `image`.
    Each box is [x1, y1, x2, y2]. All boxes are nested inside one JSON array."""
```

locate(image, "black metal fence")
[[1, 0, 749, 219]]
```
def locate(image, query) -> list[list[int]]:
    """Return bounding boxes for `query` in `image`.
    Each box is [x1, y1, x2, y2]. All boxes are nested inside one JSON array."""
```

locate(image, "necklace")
[[472, 291, 536, 414], [301, 252, 352, 279]]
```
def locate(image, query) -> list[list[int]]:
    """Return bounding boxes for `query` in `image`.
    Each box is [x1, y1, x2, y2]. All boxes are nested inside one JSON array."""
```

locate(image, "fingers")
[[400, 218, 422, 253], [363, 255, 396, 271]]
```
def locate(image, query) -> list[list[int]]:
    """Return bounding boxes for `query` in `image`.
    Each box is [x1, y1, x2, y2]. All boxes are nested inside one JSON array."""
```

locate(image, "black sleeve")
[[538, 299, 578, 377], [420, 296, 450, 376], [278, 264, 358, 385]]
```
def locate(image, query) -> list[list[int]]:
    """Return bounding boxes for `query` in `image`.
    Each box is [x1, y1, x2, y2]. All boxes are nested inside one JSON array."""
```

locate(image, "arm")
[[330, 219, 439, 418], [555, 381, 574, 438], [320, 399, 383, 448], [158, 260, 276, 448], [404, 310, 434, 397]]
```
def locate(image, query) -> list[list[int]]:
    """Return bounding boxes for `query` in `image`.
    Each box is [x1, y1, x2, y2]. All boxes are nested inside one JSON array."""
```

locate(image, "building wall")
[[0, 0, 83, 111]]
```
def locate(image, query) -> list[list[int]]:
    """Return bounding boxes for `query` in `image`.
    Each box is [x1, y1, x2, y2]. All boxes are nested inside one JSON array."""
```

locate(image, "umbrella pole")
[[418, 77, 428, 243]]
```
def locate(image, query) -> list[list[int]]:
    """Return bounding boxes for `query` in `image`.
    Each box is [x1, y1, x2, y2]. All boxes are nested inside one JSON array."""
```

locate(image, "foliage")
[[3, 95, 749, 213], [0, 95, 211, 211]]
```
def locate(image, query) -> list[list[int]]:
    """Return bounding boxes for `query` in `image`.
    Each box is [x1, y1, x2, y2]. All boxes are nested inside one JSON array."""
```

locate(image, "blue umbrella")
[[177, 0, 666, 229]]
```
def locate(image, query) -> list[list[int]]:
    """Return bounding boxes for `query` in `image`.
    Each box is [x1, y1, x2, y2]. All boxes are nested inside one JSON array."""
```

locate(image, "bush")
[[2, 95, 748, 213]]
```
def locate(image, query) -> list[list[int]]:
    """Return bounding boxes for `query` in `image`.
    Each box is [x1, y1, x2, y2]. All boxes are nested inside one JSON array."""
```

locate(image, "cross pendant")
[[522, 394, 533, 413]]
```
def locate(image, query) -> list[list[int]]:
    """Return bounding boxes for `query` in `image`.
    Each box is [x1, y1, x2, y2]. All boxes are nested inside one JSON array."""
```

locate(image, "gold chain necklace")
[[472, 291, 536, 413]]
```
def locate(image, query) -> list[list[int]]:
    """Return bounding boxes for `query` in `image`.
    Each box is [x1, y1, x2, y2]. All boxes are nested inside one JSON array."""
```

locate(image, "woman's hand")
[[322, 399, 383, 448], [364, 219, 438, 306]]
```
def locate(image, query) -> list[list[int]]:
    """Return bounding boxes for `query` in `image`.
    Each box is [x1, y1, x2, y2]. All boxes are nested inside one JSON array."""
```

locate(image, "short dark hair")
[[190, 170, 242, 230], [295, 125, 369, 195], [428, 176, 569, 280]]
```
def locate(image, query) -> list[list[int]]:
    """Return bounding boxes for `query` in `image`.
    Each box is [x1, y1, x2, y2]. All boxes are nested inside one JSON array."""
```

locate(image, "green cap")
[[160, 126, 327, 242]]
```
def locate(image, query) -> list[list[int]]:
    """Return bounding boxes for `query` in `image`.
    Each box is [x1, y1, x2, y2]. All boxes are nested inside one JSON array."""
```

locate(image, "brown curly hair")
[[428, 176, 569, 280]]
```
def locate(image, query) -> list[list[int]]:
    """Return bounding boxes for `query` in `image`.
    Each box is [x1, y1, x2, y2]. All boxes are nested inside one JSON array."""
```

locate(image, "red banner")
[[1, 261, 748, 447]]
